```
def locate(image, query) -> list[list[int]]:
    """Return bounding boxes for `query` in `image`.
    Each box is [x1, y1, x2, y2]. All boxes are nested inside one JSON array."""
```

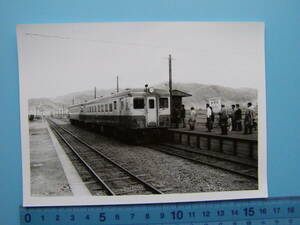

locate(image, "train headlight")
[[149, 87, 155, 93]]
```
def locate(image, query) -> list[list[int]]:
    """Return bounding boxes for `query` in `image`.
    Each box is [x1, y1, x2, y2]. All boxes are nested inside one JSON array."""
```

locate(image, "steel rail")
[[49, 122, 116, 195], [161, 143, 257, 168], [146, 144, 258, 180], [48, 119, 163, 195]]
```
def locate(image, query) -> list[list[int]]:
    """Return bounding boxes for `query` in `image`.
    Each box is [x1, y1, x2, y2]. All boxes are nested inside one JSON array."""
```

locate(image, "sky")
[[17, 22, 265, 99]]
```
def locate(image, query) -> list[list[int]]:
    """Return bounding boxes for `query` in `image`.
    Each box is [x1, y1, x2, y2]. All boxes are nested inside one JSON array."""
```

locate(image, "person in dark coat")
[[235, 104, 242, 131], [231, 104, 236, 131], [219, 104, 228, 135], [210, 106, 214, 130], [180, 104, 186, 128]]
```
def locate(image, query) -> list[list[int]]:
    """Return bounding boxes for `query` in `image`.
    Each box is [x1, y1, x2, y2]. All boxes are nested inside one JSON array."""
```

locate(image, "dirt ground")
[[29, 119, 72, 196]]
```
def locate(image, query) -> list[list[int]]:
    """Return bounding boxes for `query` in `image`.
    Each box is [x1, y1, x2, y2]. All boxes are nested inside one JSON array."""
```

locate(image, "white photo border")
[[17, 22, 268, 207]]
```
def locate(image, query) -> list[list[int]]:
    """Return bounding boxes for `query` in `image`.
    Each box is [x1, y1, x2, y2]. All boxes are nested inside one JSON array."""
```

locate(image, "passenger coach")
[[68, 87, 170, 141]]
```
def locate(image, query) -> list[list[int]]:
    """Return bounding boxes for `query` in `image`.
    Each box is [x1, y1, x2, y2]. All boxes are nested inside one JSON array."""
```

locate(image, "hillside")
[[28, 82, 257, 113], [155, 82, 257, 109]]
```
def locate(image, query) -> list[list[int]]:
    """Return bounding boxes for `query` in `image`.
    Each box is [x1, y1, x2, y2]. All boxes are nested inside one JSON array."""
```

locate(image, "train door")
[[146, 97, 157, 127]]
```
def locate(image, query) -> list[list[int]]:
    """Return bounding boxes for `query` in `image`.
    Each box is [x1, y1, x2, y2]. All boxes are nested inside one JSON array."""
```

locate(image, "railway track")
[[47, 119, 163, 196], [146, 144, 258, 180]]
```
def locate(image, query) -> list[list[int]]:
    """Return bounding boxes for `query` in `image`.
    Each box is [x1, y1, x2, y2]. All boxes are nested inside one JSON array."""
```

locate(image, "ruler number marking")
[[243, 207, 255, 216], [259, 208, 267, 215], [99, 212, 106, 222], [171, 210, 183, 220], [70, 214, 75, 221], [288, 207, 295, 213], [203, 210, 210, 217], [232, 209, 239, 216], [217, 210, 225, 216], [273, 207, 280, 214], [189, 211, 195, 217], [24, 213, 31, 223]]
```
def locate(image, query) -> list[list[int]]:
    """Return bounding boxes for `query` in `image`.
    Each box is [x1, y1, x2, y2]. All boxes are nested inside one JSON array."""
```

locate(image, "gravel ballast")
[[51, 119, 258, 195]]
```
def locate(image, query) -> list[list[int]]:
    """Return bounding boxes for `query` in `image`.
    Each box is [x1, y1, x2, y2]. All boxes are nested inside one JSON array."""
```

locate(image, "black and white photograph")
[[17, 22, 267, 206]]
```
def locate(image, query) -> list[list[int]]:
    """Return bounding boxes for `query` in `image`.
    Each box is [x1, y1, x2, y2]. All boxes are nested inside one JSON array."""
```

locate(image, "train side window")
[[159, 98, 169, 108], [133, 98, 144, 109], [105, 104, 108, 112], [101, 105, 103, 112], [109, 103, 113, 112], [98, 105, 100, 112], [113, 101, 117, 110], [149, 99, 155, 109]]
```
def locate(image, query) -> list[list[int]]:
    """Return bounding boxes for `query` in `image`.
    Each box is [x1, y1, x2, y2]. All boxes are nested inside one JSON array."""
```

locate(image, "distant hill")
[[28, 82, 257, 114], [54, 89, 113, 106], [155, 82, 257, 109], [28, 98, 66, 115]]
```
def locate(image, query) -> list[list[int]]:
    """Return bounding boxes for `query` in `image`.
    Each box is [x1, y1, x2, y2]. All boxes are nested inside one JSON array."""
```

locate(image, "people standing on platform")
[[244, 102, 255, 134], [180, 104, 186, 128], [231, 104, 236, 131], [219, 104, 228, 135], [235, 104, 242, 131], [189, 107, 197, 130], [206, 104, 213, 132], [210, 106, 215, 130]]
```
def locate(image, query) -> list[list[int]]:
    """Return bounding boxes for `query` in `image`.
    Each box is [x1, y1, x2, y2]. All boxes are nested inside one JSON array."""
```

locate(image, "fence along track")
[[47, 119, 163, 195], [146, 144, 258, 180]]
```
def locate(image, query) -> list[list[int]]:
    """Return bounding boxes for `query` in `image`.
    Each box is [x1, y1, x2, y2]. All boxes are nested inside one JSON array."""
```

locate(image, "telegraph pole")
[[169, 54, 173, 124], [94, 87, 97, 99], [117, 76, 119, 93]]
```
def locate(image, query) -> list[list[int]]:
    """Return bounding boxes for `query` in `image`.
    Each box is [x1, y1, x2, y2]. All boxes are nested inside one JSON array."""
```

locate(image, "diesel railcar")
[[68, 87, 170, 142]]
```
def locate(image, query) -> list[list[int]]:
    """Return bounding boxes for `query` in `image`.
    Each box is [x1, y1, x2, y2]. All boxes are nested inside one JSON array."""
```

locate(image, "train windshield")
[[133, 98, 144, 109], [159, 98, 169, 108], [149, 99, 155, 109]]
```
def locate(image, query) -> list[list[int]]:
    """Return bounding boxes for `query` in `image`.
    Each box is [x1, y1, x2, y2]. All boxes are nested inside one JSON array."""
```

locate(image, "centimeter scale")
[[20, 197, 300, 225]]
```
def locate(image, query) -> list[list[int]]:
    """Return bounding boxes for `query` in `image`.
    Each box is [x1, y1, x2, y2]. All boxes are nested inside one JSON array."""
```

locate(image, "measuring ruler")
[[20, 197, 300, 225]]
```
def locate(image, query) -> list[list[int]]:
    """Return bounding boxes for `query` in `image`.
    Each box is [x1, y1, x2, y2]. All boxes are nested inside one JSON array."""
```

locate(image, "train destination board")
[[16, 22, 267, 206]]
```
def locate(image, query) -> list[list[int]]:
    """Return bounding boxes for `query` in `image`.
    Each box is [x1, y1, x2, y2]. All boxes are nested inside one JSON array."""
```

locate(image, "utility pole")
[[94, 87, 97, 99], [117, 76, 119, 93], [169, 54, 173, 124]]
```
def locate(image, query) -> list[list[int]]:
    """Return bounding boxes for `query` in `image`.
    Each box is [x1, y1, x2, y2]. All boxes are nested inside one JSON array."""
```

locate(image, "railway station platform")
[[167, 126, 258, 160], [170, 126, 257, 141], [29, 118, 90, 196]]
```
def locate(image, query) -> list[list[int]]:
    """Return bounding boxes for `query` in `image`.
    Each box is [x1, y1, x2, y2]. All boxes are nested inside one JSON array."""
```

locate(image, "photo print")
[[17, 22, 267, 206]]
